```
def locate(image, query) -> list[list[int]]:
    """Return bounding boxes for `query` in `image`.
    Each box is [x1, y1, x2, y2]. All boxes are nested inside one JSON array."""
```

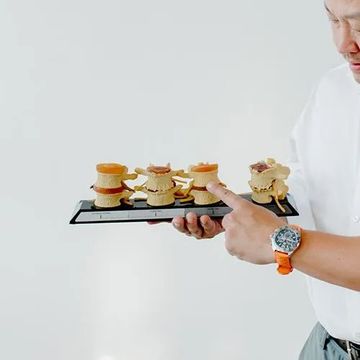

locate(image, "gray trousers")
[[299, 322, 349, 360]]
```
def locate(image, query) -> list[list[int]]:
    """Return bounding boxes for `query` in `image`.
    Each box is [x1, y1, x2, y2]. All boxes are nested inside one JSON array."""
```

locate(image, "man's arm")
[[203, 181, 360, 292], [292, 230, 360, 291]]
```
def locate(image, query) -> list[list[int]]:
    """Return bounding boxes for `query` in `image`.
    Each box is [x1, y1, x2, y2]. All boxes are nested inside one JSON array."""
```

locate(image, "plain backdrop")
[[0, 0, 342, 359]]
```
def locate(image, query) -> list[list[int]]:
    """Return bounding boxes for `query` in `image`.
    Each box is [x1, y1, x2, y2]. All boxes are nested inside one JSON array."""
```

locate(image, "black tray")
[[69, 193, 298, 224]]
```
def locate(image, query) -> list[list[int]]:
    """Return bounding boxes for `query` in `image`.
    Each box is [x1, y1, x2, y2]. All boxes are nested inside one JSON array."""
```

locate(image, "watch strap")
[[274, 251, 293, 275]]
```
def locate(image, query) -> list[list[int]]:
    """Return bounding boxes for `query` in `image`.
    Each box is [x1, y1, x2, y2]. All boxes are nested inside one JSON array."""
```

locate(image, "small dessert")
[[248, 158, 290, 212], [92, 163, 138, 208], [180, 162, 225, 205], [134, 164, 186, 207]]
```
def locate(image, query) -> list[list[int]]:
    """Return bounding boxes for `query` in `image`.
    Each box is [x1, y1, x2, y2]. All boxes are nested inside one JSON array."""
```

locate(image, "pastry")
[[92, 163, 137, 208], [180, 162, 225, 205], [134, 164, 186, 206], [248, 158, 290, 212]]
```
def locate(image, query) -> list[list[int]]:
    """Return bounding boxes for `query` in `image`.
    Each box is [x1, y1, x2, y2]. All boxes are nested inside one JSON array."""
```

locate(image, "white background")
[[0, 0, 342, 359]]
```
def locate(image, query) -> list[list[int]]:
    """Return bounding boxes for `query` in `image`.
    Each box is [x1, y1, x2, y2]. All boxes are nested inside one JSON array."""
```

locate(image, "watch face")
[[273, 227, 300, 253]]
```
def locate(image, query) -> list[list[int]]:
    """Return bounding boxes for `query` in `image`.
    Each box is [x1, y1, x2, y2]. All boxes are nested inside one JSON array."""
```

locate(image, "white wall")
[[0, 0, 342, 359]]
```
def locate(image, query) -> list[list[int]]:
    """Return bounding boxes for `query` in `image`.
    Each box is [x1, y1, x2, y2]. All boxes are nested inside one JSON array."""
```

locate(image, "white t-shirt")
[[288, 63, 360, 342]]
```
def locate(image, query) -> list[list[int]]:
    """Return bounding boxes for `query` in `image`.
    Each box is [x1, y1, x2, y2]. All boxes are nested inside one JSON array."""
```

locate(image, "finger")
[[172, 216, 189, 234], [224, 236, 236, 256], [148, 221, 160, 225], [186, 212, 203, 238], [206, 181, 245, 209], [200, 215, 216, 235], [221, 213, 230, 228], [147, 220, 171, 225]]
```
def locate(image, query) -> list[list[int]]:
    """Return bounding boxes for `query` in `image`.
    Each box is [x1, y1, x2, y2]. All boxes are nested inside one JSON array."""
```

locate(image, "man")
[[169, 0, 360, 358]]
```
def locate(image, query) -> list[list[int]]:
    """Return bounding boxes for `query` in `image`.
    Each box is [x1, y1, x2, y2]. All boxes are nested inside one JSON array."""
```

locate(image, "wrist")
[[270, 224, 302, 275]]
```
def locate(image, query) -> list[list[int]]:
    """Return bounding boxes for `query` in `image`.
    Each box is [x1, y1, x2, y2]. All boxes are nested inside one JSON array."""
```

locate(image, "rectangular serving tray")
[[69, 193, 298, 224]]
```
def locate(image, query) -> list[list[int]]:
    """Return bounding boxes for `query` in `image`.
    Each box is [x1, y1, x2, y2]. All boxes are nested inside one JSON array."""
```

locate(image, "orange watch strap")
[[274, 251, 293, 275]]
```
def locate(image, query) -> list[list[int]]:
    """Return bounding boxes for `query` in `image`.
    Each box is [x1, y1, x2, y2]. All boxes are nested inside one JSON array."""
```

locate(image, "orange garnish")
[[250, 162, 271, 173], [96, 163, 126, 175], [147, 165, 171, 174], [191, 163, 218, 172], [92, 185, 125, 195], [191, 185, 208, 191]]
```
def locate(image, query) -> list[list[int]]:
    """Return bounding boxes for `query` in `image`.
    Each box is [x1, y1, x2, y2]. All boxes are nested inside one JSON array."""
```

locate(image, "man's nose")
[[337, 27, 359, 55]]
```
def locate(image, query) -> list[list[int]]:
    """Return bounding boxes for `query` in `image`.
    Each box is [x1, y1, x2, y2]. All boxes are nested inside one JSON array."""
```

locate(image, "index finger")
[[206, 181, 245, 209]]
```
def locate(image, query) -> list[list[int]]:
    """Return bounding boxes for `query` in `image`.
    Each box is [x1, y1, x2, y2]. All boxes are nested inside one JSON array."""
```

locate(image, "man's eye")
[[328, 17, 340, 23]]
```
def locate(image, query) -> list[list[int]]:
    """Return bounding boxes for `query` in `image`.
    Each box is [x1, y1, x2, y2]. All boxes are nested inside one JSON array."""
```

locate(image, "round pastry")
[[93, 163, 137, 208], [248, 158, 290, 212], [135, 163, 186, 206], [181, 163, 224, 205]]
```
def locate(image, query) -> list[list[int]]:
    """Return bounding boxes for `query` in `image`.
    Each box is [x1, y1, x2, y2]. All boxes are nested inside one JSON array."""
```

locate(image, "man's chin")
[[350, 66, 360, 83], [348, 61, 360, 83], [352, 72, 360, 84]]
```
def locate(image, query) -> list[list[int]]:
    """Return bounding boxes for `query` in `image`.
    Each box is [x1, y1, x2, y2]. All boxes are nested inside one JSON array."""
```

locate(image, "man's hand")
[[206, 181, 286, 264], [171, 213, 224, 239], [148, 215, 224, 240]]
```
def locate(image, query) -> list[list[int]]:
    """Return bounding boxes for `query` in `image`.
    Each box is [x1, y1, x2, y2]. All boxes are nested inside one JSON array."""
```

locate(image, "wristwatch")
[[270, 224, 302, 275]]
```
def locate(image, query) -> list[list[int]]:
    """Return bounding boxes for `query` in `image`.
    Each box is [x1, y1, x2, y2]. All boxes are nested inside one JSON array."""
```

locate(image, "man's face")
[[325, 0, 360, 82]]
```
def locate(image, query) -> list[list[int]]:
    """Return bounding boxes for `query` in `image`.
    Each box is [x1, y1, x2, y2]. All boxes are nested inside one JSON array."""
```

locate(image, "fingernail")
[[173, 221, 180, 228], [186, 213, 195, 222]]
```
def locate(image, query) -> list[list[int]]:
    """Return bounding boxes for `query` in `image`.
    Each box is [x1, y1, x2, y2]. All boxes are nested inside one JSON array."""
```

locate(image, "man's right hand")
[[171, 213, 224, 239]]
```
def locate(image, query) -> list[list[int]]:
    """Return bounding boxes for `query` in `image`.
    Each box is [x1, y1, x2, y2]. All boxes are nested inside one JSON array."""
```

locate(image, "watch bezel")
[[271, 225, 301, 255]]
